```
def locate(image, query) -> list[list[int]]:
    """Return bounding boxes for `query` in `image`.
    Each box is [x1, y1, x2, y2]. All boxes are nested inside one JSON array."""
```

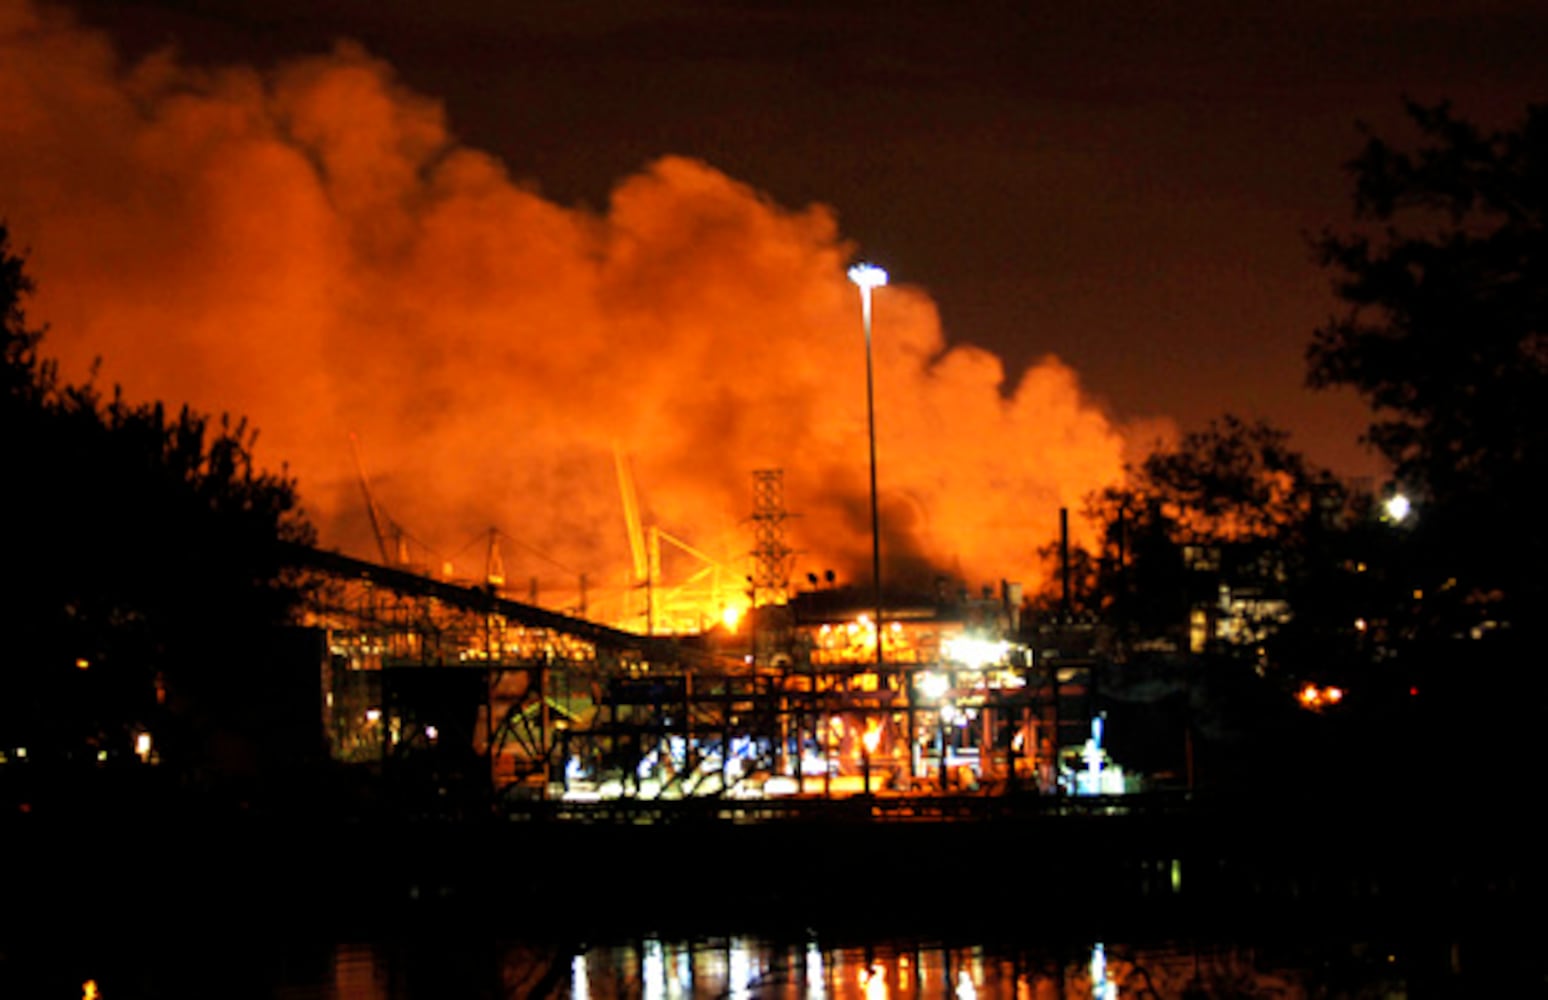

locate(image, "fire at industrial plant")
[[0, 1, 1164, 624]]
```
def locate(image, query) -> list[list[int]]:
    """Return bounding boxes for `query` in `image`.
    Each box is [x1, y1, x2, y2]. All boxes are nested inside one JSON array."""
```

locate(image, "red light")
[[1409, 686, 1419, 697]]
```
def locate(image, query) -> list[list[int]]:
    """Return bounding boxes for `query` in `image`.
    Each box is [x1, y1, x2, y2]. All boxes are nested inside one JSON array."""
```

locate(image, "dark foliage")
[[1055, 416, 1350, 659], [1309, 100, 1548, 632], [1, 223, 316, 788], [1307, 101, 1548, 782], [1042, 418, 1428, 796]]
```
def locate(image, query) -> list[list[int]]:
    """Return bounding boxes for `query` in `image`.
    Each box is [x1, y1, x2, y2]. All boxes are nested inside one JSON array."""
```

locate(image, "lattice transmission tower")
[[750, 469, 795, 607]]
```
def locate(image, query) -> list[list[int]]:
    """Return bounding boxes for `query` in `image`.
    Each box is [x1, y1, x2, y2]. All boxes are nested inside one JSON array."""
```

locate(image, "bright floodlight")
[[1384, 493, 1412, 522], [847, 262, 889, 289], [918, 671, 950, 700]]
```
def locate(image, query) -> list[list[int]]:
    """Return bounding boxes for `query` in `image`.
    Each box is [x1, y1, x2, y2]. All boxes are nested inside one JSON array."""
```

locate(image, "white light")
[[862, 962, 888, 999], [643, 938, 666, 1000], [919, 672, 950, 700], [1090, 943, 1117, 1000], [944, 636, 1009, 669], [1384, 493, 1412, 522], [729, 938, 755, 1000], [764, 776, 800, 796], [805, 943, 825, 989], [847, 262, 889, 289]]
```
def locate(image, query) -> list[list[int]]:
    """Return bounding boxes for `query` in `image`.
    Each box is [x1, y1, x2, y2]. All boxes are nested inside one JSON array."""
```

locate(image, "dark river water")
[[255, 936, 1399, 998], [4, 800, 1542, 997], [0, 927, 1517, 998]]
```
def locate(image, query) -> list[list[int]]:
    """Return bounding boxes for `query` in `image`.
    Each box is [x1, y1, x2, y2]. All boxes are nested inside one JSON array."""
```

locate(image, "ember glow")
[[2, 1, 1156, 621], [1297, 684, 1345, 711]]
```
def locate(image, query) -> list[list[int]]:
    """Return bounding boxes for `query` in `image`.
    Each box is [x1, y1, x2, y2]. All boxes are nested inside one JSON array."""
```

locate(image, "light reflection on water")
[[544, 938, 1329, 998], [14, 933, 1418, 998], [556, 937, 1362, 999], [253, 937, 1353, 998]]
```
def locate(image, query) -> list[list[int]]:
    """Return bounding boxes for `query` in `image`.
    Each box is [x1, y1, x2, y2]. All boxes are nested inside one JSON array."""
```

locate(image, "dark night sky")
[[52, 0, 1548, 480]]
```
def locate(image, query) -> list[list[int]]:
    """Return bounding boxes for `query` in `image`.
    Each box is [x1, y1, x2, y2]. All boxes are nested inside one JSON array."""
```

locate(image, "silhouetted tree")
[[1309, 100, 1548, 633], [1, 223, 315, 792], [1, 225, 49, 403], [1034, 417, 1392, 795], [1073, 416, 1349, 659], [1309, 102, 1548, 785]]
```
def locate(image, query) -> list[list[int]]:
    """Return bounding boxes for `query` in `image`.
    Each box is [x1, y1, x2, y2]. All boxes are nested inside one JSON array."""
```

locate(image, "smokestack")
[[1060, 507, 1071, 616]]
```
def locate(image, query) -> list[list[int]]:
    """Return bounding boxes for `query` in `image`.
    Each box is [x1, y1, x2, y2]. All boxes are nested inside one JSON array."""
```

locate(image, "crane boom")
[[614, 445, 649, 585], [349, 433, 394, 566]]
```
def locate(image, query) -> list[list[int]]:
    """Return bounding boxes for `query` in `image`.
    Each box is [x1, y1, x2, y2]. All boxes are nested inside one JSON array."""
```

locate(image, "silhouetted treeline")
[[1042, 101, 1548, 795], [1, 223, 318, 807]]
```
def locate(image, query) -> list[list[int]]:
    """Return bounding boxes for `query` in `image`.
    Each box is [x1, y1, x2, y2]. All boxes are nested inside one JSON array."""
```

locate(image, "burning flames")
[[2, 1, 1155, 622]]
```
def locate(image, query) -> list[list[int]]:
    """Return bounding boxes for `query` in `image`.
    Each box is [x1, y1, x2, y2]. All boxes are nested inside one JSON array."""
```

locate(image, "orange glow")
[[721, 605, 743, 632], [1, 4, 1147, 621], [809, 616, 946, 665], [860, 962, 889, 999], [861, 717, 884, 754], [1163, 467, 1311, 544], [82, 981, 99, 1000], [1297, 683, 1345, 711]]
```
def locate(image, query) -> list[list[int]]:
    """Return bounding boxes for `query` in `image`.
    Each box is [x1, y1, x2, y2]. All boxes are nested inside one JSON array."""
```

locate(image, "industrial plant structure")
[[296, 544, 1112, 819]]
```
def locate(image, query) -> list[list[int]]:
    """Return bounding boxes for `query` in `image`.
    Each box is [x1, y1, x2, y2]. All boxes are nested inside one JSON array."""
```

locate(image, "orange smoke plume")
[[1, 1, 1150, 619]]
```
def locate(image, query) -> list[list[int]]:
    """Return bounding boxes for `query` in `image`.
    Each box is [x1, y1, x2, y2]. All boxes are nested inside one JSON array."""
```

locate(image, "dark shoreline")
[[7, 786, 1540, 944]]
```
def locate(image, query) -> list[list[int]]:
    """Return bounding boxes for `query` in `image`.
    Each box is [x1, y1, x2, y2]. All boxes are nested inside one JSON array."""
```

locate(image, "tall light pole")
[[848, 261, 888, 795], [847, 262, 888, 673]]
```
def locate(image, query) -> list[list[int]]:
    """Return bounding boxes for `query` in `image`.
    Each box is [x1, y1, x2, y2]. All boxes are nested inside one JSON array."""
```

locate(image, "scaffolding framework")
[[750, 469, 794, 608], [293, 544, 1067, 817]]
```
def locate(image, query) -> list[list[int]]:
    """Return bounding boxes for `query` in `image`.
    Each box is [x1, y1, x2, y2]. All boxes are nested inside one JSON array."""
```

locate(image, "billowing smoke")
[[1, 1, 1151, 619]]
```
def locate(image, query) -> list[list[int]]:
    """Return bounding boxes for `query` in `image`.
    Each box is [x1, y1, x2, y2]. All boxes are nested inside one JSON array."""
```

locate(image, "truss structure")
[[291, 545, 1062, 818]]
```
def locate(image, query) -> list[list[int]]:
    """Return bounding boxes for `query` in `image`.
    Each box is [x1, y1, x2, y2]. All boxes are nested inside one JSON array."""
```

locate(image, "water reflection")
[[2, 932, 1446, 998], [857, 960, 885, 998], [805, 941, 827, 998], [334, 942, 387, 998], [1089, 944, 1116, 1000], [561, 936, 1433, 998], [554, 937, 1262, 998]]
